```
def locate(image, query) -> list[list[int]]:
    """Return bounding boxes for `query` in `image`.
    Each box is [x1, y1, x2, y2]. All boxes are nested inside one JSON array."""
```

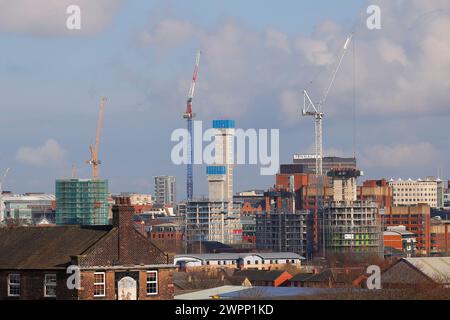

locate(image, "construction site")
[[55, 97, 110, 226]]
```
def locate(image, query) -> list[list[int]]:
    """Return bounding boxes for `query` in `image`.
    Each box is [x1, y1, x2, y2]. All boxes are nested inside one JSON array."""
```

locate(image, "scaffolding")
[[182, 200, 242, 247], [255, 210, 313, 258], [320, 200, 384, 258], [55, 179, 109, 225]]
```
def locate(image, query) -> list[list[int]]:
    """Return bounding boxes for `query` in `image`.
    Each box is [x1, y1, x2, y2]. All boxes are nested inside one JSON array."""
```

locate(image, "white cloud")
[[0, 0, 123, 35], [279, 90, 301, 125], [378, 39, 409, 66], [137, 0, 450, 121], [265, 28, 291, 54], [139, 19, 198, 48], [16, 139, 67, 168], [361, 142, 441, 169]]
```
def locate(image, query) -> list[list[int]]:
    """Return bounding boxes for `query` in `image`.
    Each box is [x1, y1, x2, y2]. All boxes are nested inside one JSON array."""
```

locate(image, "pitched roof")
[[290, 273, 314, 282], [0, 225, 112, 269], [301, 268, 364, 284], [234, 270, 286, 282], [303, 269, 333, 282], [403, 257, 450, 283]]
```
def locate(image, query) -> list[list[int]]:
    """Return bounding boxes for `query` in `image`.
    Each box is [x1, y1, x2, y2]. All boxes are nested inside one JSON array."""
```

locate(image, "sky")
[[0, 0, 449, 199]]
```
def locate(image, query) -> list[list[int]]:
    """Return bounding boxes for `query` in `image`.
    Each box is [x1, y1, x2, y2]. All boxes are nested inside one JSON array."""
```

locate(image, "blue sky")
[[0, 0, 449, 198]]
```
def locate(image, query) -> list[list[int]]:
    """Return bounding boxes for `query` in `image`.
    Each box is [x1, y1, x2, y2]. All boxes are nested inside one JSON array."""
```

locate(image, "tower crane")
[[86, 97, 107, 180], [183, 51, 201, 201], [0, 168, 10, 222], [301, 34, 353, 257], [302, 34, 353, 176]]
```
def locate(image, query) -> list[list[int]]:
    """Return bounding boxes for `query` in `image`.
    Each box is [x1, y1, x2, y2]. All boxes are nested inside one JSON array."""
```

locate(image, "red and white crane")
[[183, 51, 201, 201]]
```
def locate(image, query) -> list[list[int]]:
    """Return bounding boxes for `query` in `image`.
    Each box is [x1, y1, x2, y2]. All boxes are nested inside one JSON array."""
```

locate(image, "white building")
[[182, 200, 242, 245], [174, 252, 304, 270], [1, 193, 56, 225], [154, 176, 176, 207], [207, 120, 235, 204], [389, 177, 442, 208], [119, 192, 153, 205]]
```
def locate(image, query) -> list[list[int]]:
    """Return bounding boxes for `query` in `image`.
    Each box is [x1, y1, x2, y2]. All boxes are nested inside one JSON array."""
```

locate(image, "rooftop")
[[403, 257, 450, 283], [0, 225, 112, 269], [175, 252, 305, 261]]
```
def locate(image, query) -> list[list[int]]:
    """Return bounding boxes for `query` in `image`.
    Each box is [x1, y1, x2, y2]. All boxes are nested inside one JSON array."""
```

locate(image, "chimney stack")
[[112, 196, 134, 265]]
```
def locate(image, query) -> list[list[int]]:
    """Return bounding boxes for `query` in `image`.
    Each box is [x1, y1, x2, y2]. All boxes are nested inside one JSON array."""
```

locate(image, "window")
[[8, 274, 20, 297], [44, 274, 57, 297], [94, 272, 106, 297], [146, 271, 158, 295]]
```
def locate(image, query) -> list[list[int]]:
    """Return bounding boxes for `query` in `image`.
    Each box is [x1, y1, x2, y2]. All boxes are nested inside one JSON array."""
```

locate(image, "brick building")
[[147, 222, 184, 253], [382, 204, 431, 256], [430, 217, 450, 256], [357, 179, 392, 209], [383, 226, 416, 258], [0, 198, 175, 300]]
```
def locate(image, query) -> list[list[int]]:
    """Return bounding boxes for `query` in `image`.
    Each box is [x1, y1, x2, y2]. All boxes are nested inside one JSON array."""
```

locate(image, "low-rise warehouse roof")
[[175, 252, 305, 262]]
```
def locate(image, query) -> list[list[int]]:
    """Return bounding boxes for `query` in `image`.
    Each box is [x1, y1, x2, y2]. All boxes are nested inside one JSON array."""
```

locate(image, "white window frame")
[[146, 271, 158, 296], [8, 274, 21, 297], [93, 272, 106, 297], [44, 274, 57, 298]]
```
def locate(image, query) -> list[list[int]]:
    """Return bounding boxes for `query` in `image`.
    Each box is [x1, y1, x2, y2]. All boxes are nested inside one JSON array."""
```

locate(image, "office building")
[[1, 193, 56, 225], [154, 176, 176, 207], [291, 155, 357, 175], [388, 177, 442, 208], [55, 179, 109, 226]]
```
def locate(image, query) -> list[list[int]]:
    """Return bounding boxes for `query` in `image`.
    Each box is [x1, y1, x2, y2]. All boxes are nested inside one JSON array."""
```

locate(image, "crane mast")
[[302, 33, 353, 176], [301, 34, 353, 257], [87, 97, 107, 180], [183, 51, 201, 201], [0, 168, 10, 222]]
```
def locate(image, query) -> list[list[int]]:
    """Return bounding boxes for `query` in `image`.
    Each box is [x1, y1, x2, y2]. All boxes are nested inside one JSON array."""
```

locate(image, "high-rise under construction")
[[207, 120, 235, 204], [55, 179, 109, 225], [319, 168, 383, 257]]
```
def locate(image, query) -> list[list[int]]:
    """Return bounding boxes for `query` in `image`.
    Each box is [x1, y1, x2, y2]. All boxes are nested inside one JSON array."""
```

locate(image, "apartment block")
[[154, 176, 176, 207], [182, 200, 242, 246]]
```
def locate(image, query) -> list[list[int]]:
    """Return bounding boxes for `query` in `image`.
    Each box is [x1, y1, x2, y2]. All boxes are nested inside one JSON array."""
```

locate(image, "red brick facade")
[[0, 197, 176, 300]]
